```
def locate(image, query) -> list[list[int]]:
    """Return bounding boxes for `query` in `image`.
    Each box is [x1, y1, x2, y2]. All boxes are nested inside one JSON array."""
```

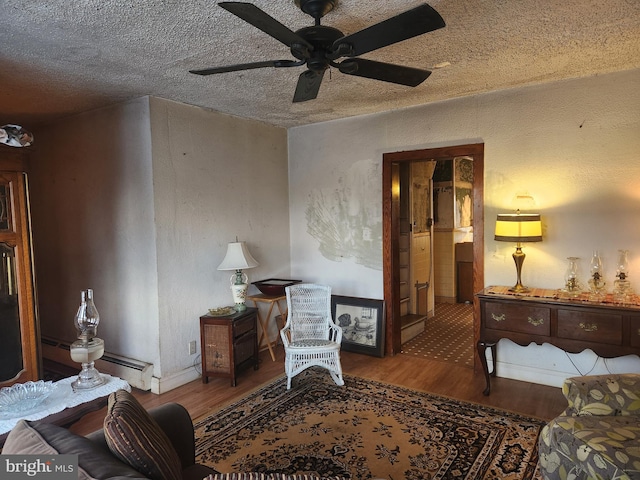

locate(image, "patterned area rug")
[[401, 303, 474, 368], [194, 369, 545, 480]]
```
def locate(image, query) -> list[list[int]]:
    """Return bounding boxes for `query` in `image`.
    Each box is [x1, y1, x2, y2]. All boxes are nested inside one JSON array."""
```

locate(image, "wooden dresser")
[[477, 286, 640, 395]]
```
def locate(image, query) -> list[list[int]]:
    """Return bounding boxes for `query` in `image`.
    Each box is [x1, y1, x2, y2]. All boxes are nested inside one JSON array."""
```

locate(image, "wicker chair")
[[280, 283, 344, 390]]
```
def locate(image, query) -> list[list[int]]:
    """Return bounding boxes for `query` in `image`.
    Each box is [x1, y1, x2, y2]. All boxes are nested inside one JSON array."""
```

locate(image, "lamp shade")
[[494, 213, 542, 243], [217, 241, 259, 270]]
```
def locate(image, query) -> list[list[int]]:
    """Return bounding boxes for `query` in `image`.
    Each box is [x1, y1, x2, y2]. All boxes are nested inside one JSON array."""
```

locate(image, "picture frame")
[[331, 295, 385, 357]]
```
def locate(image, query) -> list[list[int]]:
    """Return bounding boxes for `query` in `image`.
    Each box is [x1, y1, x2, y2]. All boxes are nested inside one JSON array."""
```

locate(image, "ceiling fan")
[[189, 0, 446, 102]]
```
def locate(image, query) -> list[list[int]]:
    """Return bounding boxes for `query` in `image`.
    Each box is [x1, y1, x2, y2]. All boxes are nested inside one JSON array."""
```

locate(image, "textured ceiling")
[[2, 0, 639, 129]]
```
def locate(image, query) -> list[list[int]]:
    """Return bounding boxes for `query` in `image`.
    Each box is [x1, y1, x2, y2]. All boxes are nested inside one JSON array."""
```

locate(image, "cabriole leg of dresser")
[[477, 340, 497, 396]]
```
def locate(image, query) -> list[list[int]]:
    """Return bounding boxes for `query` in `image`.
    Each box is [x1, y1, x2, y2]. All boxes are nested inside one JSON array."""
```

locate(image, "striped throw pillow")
[[103, 389, 182, 480]]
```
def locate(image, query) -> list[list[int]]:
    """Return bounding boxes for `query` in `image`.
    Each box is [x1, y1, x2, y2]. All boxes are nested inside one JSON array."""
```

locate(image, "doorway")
[[382, 143, 484, 371]]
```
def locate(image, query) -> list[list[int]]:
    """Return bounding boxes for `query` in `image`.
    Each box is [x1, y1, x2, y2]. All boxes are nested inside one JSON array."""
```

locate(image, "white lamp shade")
[[217, 242, 259, 270], [495, 213, 542, 243]]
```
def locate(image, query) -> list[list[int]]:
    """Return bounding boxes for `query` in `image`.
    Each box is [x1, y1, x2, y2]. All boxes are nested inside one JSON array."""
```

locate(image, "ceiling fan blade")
[[338, 58, 431, 87], [219, 2, 313, 50], [190, 59, 303, 75], [293, 70, 325, 102], [331, 4, 445, 58]]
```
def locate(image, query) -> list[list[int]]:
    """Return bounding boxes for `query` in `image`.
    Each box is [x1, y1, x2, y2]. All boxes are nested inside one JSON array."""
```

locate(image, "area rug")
[[194, 369, 546, 480]]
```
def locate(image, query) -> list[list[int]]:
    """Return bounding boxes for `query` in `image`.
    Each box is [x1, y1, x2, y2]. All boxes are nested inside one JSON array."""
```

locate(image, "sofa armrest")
[[147, 402, 197, 470], [88, 402, 197, 470], [562, 374, 640, 416]]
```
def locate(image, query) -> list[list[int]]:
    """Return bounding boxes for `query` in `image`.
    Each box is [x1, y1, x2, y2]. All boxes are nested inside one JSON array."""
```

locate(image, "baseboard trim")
[[150, 366, 200, 394], [496, 361, 570, 388], [41, 336, 153, 391]]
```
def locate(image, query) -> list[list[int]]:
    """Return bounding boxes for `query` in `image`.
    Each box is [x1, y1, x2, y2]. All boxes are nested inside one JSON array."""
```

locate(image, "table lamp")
[[218, 241, 259, 311], [495, 211, 542, 293]]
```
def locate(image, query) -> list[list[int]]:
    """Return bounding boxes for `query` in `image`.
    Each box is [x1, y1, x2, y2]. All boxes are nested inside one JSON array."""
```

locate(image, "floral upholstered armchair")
[[538, 374, 640, 480]]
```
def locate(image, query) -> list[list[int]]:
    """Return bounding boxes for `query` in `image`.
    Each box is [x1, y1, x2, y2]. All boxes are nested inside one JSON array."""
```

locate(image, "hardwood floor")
[[68, 345, 567, 437]]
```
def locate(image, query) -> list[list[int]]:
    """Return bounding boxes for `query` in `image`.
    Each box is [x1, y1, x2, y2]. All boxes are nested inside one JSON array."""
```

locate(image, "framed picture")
[[331, 295, 385, 357]]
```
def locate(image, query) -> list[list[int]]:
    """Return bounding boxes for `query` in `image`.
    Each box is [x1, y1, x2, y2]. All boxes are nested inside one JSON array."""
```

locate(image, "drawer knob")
[[528, 317, 544, 327], [491, 313, 506, 322], [579, 322, 598, 332]]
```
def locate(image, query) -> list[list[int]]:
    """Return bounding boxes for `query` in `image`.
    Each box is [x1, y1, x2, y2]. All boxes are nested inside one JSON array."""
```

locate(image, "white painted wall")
[[30, 98, 160, 371], [288, 68, 640, 386], [30, 97, 290, 392], [148, 98, 290, 390]]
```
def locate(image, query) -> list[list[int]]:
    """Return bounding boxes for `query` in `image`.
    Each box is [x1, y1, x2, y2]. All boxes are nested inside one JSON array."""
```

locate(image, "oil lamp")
[[69, 289, 105, 391]]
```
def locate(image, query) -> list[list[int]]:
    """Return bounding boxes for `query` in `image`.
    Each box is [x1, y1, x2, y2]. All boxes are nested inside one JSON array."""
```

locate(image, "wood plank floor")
[[67, 344, 567, 437]]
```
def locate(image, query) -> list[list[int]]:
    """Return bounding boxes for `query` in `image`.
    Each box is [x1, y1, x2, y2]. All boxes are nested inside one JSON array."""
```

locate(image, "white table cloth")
[[0, 374, 130, 435]]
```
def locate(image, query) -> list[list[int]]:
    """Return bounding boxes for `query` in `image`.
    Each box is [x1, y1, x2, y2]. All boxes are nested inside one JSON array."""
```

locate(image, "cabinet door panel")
[[203, 324, 231, 374], [0, 167, 38, 386], [483, 301, 550, 336], [0, 243, 24, 381], [557, 310, 621, 345]]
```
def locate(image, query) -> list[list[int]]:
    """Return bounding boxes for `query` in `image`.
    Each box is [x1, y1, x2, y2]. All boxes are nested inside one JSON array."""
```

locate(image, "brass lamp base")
[[509, 283, 530, 294], [508, 245, 530, 293]]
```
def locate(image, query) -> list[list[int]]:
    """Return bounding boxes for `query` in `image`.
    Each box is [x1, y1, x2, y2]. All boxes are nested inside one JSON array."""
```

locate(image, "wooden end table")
[[200, 308, 259, 386]]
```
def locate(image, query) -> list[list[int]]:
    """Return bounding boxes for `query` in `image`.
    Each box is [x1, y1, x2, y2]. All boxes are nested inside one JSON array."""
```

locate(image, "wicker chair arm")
[[328, 321, 343, 344], [280, 324, 292, 348]]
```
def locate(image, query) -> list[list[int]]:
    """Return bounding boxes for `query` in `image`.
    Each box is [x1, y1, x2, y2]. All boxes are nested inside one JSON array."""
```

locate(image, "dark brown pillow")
[[103, 389, 182, 480]]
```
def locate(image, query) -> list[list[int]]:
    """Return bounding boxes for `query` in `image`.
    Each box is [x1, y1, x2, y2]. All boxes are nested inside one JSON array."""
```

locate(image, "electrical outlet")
[[188, 340, 197, 355]]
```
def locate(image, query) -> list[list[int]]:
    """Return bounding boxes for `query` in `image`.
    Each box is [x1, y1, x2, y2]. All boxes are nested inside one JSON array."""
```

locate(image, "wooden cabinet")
[[0, 146, 39, 386], [456, 242, 473, 303], [200, 308, 258, 386], [477, 287, 640, 395]]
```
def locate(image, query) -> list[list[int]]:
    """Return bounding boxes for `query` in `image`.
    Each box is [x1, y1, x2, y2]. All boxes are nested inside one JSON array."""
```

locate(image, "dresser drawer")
[[234, 332, 256, 365], [483, 301, 551, 336], [628, 316, 640, 348], [557, 309, 622, 345], [233, 314, 255, 338]]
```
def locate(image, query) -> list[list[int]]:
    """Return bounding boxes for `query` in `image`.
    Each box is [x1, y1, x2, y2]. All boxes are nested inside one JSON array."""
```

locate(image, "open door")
[[382, 143, 484, 371]]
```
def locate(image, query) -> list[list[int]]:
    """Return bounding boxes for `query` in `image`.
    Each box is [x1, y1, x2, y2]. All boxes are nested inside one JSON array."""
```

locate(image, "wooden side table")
[[246, 294, 288, 361], [200, 308, 258, 386]]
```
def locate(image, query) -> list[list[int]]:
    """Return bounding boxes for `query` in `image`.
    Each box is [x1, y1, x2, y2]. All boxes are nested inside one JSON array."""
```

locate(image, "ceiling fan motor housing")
[[293, 25, 344, 72]]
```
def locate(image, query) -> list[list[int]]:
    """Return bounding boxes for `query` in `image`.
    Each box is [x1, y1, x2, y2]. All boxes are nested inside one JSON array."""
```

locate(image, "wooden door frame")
[[382, 143, 484, 371]]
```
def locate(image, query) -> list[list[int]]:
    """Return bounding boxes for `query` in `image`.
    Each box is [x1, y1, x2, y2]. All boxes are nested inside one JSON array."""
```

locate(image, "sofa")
[[538, 374, 640, 480], [2, 389, 217, 480]]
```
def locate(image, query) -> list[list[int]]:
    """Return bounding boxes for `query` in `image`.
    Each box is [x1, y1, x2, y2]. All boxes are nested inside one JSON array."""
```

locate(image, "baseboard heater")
[[41, 336, 153, 391]]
